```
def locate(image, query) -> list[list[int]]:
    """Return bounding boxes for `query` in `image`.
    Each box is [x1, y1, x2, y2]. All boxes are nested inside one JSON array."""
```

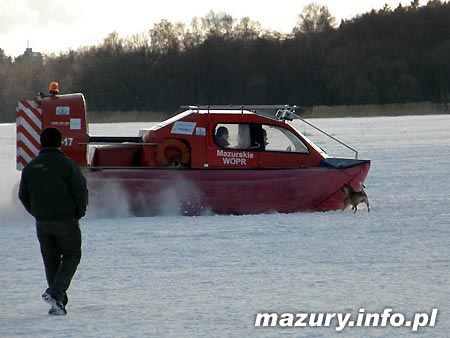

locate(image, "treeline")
[[0, 1, 449, 122]]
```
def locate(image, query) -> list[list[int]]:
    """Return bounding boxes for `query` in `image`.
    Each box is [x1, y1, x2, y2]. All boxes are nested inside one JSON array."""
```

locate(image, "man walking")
[[19, 127, 88, 316]]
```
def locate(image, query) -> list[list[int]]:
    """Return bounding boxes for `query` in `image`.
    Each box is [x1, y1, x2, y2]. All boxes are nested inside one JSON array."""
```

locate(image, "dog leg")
[[365, 198, 370, 212]]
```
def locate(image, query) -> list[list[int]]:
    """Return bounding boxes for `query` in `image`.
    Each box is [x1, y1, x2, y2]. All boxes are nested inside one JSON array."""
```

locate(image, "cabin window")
[[214, 124, 254, 149], [262, 125, 309, 153], [214, 123, 308, 153]]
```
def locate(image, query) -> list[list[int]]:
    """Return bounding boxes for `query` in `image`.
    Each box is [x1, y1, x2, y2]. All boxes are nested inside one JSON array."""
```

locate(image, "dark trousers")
[[36, 218, 82, 304]]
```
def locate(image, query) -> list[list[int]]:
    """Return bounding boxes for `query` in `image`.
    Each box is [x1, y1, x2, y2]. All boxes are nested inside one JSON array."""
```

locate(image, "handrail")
[[294, 114, 359, 159], [181, 104, 303, 111]]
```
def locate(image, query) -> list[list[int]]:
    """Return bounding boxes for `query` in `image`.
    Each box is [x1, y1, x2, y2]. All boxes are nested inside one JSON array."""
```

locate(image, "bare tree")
[[149, 20, 185, 53], [294, 2, 336, 35]]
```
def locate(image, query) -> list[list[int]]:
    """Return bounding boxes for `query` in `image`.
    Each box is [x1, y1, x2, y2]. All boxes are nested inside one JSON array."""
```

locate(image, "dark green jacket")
[[19, 148, 88, 221]]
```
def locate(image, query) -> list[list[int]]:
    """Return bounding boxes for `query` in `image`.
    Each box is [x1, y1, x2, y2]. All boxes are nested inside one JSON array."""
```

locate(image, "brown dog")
[[341, 183, 370, 213]]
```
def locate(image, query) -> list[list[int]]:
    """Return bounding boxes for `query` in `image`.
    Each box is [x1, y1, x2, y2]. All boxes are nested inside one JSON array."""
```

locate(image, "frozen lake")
[[1, 115, 449, 337]]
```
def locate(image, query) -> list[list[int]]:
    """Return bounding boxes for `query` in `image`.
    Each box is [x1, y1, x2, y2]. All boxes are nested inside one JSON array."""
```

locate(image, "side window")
[[214, 124, 252, 149], [263, 125, 309, 153]]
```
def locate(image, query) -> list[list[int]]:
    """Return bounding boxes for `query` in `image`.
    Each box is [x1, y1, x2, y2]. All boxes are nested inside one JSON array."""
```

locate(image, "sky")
[[1, 0, 412, 58]]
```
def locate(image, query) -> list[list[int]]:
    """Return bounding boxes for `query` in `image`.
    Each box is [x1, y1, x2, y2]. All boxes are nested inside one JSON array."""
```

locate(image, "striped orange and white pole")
[[16, 100, 42, 170]]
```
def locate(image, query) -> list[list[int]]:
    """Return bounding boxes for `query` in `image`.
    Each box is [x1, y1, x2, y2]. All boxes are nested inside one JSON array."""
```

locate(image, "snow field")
[[1, 115, 449, 337]]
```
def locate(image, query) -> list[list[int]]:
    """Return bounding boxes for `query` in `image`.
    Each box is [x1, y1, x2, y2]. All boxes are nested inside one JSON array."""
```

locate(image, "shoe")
[[42, 291, 67, 316], [48, 307, 59, 315], [49, 293, 68, 315]]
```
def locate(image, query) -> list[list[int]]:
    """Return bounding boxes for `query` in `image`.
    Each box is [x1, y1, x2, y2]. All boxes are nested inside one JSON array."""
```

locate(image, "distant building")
[[15, 47, 43, 63]]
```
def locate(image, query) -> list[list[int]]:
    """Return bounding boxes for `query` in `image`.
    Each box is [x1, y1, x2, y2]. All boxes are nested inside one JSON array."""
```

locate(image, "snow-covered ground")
[[1, 115, 449, 337]]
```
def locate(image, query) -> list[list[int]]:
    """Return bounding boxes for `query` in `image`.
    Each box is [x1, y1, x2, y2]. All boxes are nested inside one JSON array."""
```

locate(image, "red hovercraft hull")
[[85, 159, 370, 216]]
